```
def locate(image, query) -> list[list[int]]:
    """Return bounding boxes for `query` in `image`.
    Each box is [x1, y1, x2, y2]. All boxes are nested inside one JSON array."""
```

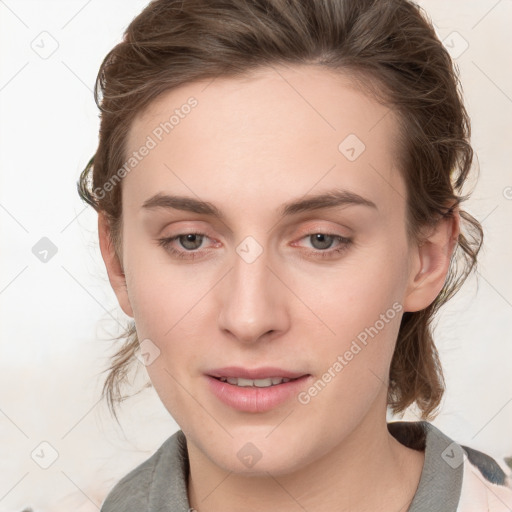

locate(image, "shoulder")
[[100, 429, 188, 512], [388, 420, 512, 512], [457, 444, 512, 512], [99, 439, 170, 511]]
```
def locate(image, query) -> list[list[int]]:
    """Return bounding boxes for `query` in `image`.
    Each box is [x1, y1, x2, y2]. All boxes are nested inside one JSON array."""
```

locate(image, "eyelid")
[[292, 222, 353, 240]]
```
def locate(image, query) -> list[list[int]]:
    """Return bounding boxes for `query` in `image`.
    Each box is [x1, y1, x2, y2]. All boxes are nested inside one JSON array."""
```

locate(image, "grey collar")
[[388, 421, 463, 511]]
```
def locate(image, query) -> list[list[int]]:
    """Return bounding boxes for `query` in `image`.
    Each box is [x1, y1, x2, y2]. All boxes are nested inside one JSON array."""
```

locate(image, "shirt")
[[100, 420, 512, 511]]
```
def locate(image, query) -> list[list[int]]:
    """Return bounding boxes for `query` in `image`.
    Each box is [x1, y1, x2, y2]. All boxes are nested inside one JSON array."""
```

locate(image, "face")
[[104, 64, 445, 475]]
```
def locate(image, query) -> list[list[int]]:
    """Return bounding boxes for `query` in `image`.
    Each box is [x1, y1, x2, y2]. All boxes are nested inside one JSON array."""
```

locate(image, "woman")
[[78, 0, 512, 510]]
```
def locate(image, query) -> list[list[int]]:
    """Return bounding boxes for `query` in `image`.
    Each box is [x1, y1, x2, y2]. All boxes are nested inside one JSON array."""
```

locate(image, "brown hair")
[[78, 0, 483, 423]]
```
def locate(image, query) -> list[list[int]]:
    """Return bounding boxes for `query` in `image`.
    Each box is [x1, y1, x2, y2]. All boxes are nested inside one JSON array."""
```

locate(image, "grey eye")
[[178, 234, 204, 250], [309, 233, 335, 250]]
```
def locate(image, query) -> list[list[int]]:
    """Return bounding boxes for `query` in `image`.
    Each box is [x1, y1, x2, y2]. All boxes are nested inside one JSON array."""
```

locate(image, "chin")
[[201, 430, 313, 476]]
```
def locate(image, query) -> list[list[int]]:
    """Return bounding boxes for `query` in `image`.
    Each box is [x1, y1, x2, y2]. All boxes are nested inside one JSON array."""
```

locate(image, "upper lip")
[[207, 366, 309, 380]]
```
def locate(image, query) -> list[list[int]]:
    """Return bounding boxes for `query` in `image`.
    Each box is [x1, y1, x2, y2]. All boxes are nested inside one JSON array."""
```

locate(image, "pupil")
[[181, 234, 202, 250]]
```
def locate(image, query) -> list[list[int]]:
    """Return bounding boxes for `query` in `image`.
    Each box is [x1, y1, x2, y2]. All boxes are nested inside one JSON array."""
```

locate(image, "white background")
[[0, 1, 511, 510]]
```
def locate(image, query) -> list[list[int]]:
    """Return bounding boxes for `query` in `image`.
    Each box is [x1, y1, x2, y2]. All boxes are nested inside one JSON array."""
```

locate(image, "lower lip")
[[205, 375, 311, 413]]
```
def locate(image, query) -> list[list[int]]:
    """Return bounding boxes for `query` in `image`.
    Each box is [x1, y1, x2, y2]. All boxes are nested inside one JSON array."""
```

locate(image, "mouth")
[[206, 372, 312, 412], [210, 376, 303, 387]]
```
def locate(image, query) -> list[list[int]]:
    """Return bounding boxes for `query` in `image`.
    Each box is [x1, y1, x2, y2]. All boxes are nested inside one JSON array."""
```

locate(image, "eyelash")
[[156, 232, 352, 260]]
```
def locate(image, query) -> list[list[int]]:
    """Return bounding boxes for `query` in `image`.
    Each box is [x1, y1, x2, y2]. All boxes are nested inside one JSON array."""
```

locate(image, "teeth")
[[218, 377, 292, 387]]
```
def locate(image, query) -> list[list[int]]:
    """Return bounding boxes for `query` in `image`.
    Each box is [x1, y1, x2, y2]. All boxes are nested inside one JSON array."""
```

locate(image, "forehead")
[[123, 64, 406, 220]]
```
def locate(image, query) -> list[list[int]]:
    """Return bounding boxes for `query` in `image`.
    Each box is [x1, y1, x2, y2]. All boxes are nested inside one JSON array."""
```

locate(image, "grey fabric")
[[100, 421, 472, 511], [100, 431, 190, 512], [393, 421, 464, 511]]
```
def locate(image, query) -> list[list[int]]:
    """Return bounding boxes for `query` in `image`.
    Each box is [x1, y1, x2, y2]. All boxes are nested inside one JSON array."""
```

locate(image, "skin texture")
[[99, 64, 459, 511]]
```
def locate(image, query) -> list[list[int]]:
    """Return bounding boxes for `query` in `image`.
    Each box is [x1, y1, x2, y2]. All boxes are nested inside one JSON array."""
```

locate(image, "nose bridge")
[[233, 242, 270, 302], [218, 236, 286, 342]]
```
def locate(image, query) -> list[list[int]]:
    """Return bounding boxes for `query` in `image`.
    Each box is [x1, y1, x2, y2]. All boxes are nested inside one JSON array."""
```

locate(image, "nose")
[[217, 242, 289, 344]]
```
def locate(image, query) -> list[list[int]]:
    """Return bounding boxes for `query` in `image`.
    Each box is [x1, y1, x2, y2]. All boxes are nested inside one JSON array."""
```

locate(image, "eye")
[[173, 233, 205, 251], [295, 233, 352, 258], [157, 232, 212, 260]]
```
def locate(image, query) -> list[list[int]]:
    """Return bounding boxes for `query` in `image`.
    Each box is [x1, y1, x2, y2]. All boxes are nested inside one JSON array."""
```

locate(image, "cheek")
[[291, 248, 407, 394], [293, 264, 405, 424], [142, 354, 200, 433], [124, 247, 209, 340], [298, 247, 406, 332]]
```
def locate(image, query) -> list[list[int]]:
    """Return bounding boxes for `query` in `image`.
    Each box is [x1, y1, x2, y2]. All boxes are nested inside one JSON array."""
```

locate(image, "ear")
[[403, 207, 460, 313], [98, 212, 134, 318]]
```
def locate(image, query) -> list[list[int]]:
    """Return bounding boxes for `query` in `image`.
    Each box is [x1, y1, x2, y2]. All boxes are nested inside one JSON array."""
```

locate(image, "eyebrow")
[[141, 189, 378, 221]]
